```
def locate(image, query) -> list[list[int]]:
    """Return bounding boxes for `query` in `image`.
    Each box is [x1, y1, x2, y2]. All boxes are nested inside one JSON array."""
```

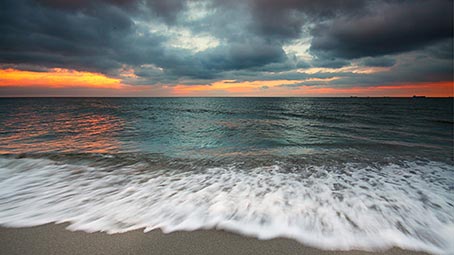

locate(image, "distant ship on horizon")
[[412, 95, 426, 98]]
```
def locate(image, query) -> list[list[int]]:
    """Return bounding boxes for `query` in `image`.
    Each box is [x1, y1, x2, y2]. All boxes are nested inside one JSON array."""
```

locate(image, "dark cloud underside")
[[0, 0, 452, 87]]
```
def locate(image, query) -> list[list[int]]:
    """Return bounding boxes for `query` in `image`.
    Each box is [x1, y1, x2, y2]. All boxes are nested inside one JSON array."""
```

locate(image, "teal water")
[[0, 98, 453, 254], [0, 98, 452, 162]]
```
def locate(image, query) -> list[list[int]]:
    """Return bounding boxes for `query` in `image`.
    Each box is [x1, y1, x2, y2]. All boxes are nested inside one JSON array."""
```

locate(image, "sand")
[[0, 224, 430, 255]]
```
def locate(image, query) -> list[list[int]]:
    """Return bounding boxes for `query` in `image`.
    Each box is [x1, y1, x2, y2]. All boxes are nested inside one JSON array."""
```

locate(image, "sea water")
[[0, 98, 452, 254]]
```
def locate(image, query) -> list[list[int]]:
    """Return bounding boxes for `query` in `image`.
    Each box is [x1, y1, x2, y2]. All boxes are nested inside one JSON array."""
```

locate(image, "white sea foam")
[[0, 157, 453, 254]]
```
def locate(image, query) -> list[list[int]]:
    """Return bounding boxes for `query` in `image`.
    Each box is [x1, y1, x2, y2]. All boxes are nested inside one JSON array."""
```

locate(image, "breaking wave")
[[0, 156, 453, 254]]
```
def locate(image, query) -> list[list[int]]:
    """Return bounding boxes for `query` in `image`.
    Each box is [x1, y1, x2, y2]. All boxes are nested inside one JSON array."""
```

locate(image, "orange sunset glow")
[[0, 68, 123, 89], [170, 80, 453, 97], [1, 67, 452, 97], [290, 81, 454, 97]]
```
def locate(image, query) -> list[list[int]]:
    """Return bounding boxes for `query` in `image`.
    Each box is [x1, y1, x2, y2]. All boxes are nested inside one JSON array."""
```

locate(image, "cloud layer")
[[1, 0, 452, 94]]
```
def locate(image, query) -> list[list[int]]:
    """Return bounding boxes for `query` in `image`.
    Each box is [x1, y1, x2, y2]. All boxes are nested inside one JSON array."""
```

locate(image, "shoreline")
[[0, 223, 430, 255]]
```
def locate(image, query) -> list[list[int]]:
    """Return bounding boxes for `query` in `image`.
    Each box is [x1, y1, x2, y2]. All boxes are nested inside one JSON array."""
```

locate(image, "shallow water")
[[0, 98, 453, 254]]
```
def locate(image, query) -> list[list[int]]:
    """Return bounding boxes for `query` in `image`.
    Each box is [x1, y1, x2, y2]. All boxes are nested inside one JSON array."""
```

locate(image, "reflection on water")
[[0, 102, 125, 154], [0, 98, 453, 254], [0, 97, 452, 163]]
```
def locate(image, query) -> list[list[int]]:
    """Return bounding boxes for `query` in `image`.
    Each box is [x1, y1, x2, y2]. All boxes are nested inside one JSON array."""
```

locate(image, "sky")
[[0, 0, 453, 97]]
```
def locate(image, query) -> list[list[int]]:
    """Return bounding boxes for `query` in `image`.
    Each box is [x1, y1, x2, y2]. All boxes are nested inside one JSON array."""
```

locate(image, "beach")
[[0, 98, 452, 254], [0, 224, 429, 255]]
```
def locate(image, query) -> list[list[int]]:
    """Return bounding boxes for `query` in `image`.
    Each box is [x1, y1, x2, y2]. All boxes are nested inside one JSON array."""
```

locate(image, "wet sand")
[[0, 223, 429, 255]]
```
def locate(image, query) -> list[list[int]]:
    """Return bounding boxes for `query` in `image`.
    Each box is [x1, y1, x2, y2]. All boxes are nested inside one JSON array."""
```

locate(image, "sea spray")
[[0, 156, 452, 254]]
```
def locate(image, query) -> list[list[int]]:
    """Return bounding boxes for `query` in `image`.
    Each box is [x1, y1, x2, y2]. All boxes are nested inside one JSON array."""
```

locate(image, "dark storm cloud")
[[361, 57, 395, 67], [127, 40, 286, 83], [426, 39, 454, 60], [36, 0, 138, 10], [0, 0, 141, 73], [0, 0, 452, 87], [310, 0, 453, 59], [0, 0, 290, 83], [248, 0, 363, 40], [312, 58, 351, 69], [145, 0, 187, 23], [200, 41, 285, 71], [326, 55, 453, 87]]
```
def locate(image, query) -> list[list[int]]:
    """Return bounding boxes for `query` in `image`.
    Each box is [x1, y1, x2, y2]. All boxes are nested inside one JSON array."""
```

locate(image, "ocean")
[[0, 98, 453, 254]]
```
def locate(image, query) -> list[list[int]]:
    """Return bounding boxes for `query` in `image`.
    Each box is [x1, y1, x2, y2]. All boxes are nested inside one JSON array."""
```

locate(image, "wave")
[[0, 156, 453, 254]]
